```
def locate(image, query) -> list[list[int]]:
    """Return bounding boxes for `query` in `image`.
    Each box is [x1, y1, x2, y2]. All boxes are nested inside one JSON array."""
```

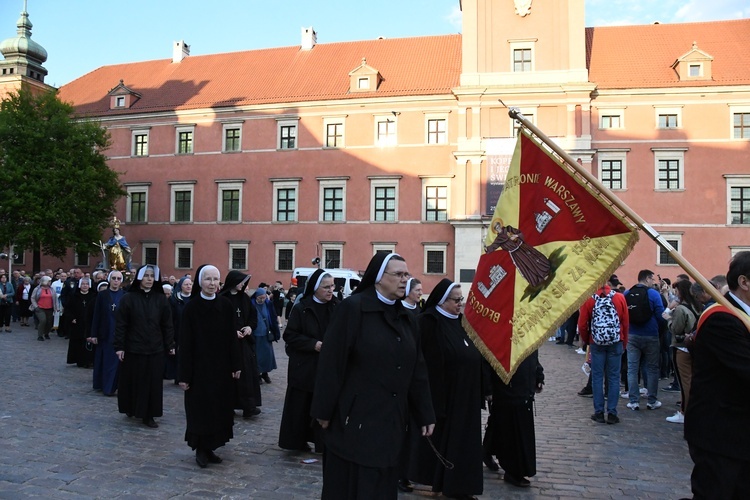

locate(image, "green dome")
[[0, 8, 47, 64]]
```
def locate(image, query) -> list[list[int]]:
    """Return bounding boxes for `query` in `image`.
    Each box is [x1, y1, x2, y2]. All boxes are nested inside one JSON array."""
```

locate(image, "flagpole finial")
[[508, 107, 521, 120]]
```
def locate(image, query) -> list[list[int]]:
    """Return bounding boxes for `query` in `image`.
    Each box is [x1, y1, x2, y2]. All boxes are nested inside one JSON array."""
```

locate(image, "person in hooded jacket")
[[279, 269, 338, 452], [219, 270, 261, 418], [179, 265, 242, 468], [114, 265, 175, 429], [311, 253, 435, 500]]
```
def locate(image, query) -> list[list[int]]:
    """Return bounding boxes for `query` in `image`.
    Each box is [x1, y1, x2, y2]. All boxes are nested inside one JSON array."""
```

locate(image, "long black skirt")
[[490, 399, 537, 478], [278, 386, 321, 451], [322, 450, 399, 500], [117, 352, 164, 419]]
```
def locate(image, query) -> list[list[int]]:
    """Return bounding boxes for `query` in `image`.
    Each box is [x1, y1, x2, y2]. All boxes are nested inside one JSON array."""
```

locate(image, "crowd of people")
[[5, 249, 749, 499]]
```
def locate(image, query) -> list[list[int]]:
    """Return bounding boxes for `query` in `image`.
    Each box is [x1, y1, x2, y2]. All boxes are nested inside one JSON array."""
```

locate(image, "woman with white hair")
[[30, 276, 58, 341]]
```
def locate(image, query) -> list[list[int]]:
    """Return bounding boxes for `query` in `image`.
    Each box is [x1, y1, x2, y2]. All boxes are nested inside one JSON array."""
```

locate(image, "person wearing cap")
[[91, 270, 124, 396], [409, 278, 488, 498], [114, 265, 175, 428], [279, 269, 339, 452], [311, 253, 435, 500], [178, 265, 242, 468]]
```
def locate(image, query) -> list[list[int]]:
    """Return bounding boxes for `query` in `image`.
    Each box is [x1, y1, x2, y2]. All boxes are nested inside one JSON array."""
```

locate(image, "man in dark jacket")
[[114, 265, 175, 428], [685, 251, 750, 498]]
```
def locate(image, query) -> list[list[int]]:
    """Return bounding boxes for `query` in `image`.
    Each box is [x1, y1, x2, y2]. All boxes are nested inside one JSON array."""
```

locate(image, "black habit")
[[65, 290, 95, 367]]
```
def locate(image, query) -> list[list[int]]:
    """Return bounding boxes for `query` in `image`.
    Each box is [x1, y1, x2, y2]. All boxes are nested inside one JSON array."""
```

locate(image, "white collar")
[[376, 289, 396, 305], [729, 291, 750, 316], [436, 305, 458, 319], [401, 300, 417, 310], [200, 292, 216, 300]]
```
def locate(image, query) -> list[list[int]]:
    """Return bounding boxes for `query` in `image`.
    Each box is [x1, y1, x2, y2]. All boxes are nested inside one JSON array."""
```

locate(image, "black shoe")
[[37, 336, 44, 341], [206, 450, 222, 464], [397, 478, 413, 493], [590, 412, 606, 424], [142, 417, 158, 428], [662, 384, 680, 392], [44, 334, 50, 339], [503, 473, 531, 488], [261, 373, 271, 383], [483, 454, 499, 471], [607, 414, 620, 424], [243, 407, 261, 418], [555, 340, 565, 344], [195, 449, 208, 468], [577, 387, 593, 398]]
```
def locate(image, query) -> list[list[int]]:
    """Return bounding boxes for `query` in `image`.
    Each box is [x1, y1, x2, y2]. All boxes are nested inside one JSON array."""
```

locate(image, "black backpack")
[[626, 285, 652, 325]]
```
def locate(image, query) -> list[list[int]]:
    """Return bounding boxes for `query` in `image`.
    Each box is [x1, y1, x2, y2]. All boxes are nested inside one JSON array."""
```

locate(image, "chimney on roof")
[[172, 40, 190, 63], [301, 27, 317, 51]]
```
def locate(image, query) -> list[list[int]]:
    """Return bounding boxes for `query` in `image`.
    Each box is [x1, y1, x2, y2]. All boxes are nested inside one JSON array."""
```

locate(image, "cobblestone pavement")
[[0, 324, 693, 499]]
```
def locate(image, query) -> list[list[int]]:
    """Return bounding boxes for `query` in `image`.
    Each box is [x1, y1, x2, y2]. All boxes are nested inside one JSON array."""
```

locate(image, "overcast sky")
[[1, 0, 748, 87]]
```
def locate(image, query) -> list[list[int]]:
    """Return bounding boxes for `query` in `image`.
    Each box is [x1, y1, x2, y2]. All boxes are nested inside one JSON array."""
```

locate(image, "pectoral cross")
[[236, 307, 241, 318], [111, 303, 117, 312]]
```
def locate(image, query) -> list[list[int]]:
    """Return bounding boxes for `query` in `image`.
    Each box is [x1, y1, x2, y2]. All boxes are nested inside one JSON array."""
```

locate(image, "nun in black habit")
[[311, 253, 435, 500], [279, 268, 338, 452], [409, 278, 488, 499], [178, 265, 242, 468], [218, 270, 261, 418]]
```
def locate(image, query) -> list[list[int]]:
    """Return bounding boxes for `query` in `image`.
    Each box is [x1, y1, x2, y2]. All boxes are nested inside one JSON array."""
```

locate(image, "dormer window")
[[672, 42, 713, 82], [107, 79, 141, 110], [358, 77, 370, 90], [348, 57, 381, 93]]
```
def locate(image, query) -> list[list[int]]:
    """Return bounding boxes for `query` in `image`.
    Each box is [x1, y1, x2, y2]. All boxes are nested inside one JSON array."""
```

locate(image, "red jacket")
[[577, 285, 629, 347]]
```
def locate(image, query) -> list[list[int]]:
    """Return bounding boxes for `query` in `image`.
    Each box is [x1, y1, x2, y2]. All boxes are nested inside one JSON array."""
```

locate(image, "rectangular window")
[[358, 77, 370, 90], [323, 187, 344, 221], [276, 188, 296, 222], [231, 247, 247, 270], [658, 114, 678, 129], [376, 119, 397, 146], [425, 186, 448, 221], [657, 159, 680, 190], [133, 133, 149, 156], [658, 236, 681, 266], [600, 160, 623, 190], [176, 246, 192, 269], [75, 250, 89, 267], [143, 246, 158, 266], [326, 123, 344, 148], [224, 127, 241, 152], [601, 115, 621, 129], [174, 190, 192, 222], [513, 48, 531, 72], [278, 248, 294, 271], [130, 191, 147, 223], [427, 119, 447, 145], [374, 186, 396, 221], [220, 189, 240, 222], [280, 125, 296, 149], [178, 131, 193, 154], [426, 249, 446, 274], [325, 249, 341, 268], [689, 64, 701, 77], [115, 96, 125, 107], [730, 186, 750, 224], [734, 113, 750, 139]]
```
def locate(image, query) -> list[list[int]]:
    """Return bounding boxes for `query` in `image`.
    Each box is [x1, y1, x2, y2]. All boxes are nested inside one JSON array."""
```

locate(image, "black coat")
[[283, 295, 338, 392], [114, 288, 174, 355], [311, 287, 435, 468], [685, 293, 750, 460]]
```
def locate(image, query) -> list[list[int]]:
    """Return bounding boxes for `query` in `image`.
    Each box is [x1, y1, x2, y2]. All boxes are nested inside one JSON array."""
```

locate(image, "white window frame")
[[597, 149, 629, 191], [323, 116, 346, 149], [421, 177, 451, 222], [374, 115, 397, 147], [228, 242, 249, 271], [174, 242, 194, 270], [175, 125, 195, 155], [277, 118, 299, 150], [272, 179, 300, 222], [142, 243, 159, 267], [370, 177, 400, 222], [653, 148, 686, 191], [131, 129, 150, 157], [321, 242, 344, 269], [425, 114, 448, 145], [424, 244, 448, 275], [170, 182, 195, 223], [216, 181, 244, 223], [115, 96, 125, 108], [725, 175, 750, 225], [319, 178, 347, 222], [509, 40, 535, 72], [372, 243, 396, 256], [598, 108, 625, 130], [275, 242, 296, 272], [688, 63, 703, 77], [125, 184, 149, 223], [730, 246, 750, 257], [654, 106, 683, 129], [510, 108, 537, 136], [657, 233, 682, 266], [222, 123, 243, 153], [357, 77, 370, 90], [729, 105, 750, 140]]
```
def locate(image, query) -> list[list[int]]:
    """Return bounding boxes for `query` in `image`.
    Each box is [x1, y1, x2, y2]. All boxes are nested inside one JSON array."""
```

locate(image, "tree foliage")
[[0, 87, 125, 258]]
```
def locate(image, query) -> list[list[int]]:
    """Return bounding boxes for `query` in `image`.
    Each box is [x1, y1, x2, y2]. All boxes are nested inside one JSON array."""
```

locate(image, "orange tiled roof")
[[58, 35, 462, 115], [587, 19, 750, 89]]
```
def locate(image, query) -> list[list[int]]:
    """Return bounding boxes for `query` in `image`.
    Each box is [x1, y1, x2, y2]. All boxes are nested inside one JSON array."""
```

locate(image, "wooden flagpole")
[[508, 108, 750, 331]]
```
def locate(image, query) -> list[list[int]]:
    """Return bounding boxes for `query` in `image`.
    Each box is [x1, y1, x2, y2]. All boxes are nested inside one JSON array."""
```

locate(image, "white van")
[[291, 267, 362, 298]]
